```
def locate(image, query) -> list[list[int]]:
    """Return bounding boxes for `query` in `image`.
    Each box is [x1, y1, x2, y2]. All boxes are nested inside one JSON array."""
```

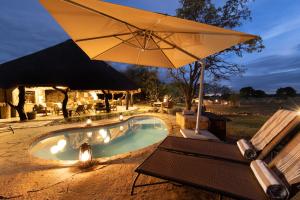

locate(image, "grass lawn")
[[226, 114, 269, 139], [205, 101, 287, 140], [204, 98, 300, 140]]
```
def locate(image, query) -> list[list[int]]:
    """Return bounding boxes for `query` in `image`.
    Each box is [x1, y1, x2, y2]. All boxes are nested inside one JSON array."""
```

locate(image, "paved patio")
[[0, 113, 219, 200]]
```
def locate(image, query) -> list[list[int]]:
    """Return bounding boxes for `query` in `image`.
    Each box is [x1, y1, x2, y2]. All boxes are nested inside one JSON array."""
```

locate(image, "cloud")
[[262, 18, 300, 40], [295, 44, 300, 52], [227, 52, 300, 93], [0, 0, 68, 63]]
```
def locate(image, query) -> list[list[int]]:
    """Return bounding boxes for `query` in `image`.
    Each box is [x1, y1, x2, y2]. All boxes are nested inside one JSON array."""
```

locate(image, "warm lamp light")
[[86, 119, 92, 126], [57, 139, 67, 150], [50, 145, 59, 154], [104, 135, 111, 144], [99, 129, 108, 139], [119, 114, 124, 121], [79, 143, 92, 163], [120, 126, 124, 131], [87, 132, 93, 138]]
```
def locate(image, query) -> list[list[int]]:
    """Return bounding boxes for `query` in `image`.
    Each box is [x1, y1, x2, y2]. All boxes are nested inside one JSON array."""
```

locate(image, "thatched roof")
[[0, 40, 138, 91]]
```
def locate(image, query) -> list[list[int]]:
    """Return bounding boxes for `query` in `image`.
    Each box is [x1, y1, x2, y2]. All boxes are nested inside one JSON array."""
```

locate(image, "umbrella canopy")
[[39, 0, 257, 68], [39, 0, 258, 134], [0, 40, 138, 91]]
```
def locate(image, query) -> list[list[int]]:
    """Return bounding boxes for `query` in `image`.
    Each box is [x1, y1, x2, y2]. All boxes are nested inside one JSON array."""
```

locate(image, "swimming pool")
[[31, 116, 168, 161]]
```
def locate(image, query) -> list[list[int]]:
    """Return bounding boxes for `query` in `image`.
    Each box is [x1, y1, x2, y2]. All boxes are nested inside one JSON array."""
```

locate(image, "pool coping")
[[28, 114, 175, 167]]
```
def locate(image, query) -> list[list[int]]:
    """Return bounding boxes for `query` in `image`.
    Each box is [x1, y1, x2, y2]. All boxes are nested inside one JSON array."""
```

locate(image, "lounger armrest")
[[237, 139, 257, 160], [251, 160, 289, 200]]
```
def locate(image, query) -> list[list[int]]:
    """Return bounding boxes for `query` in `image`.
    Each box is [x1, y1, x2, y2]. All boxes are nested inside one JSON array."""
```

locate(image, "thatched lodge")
[[0, 40, 139, 119]]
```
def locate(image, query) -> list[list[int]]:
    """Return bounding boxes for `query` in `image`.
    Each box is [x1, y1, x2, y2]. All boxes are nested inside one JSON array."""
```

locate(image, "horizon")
[[0, 0, 300, 93]]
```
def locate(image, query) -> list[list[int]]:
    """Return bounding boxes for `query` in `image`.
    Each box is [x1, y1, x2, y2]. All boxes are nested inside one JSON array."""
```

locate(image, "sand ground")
[[0, 114, 215, 200], [0, 113, 299, 200]]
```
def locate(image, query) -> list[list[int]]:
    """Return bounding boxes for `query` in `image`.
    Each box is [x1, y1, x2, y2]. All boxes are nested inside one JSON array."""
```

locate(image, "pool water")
[[31, 117, 168, 161]]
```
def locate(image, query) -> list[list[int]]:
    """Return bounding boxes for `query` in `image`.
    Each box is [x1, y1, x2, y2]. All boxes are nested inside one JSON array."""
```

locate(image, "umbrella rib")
[[126, 25, 144, 49], [75, 32, 133, 43], [156, 33, 174, 45], [91, 34, 137, 60], [152, 33, 201, 61], [151, 37, 176, 68], [155, 31, 257, 38], [63, 0, 143, 31], [115, 36, 141, 49]]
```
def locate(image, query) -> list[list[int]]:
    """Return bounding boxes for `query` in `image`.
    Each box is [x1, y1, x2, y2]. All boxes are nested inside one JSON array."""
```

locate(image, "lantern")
[[120, 125, 124, 131], [86, 118, 92, 126], [79, 143, 92, 163], [163, 96, 168, 103], [119, 114, 124, 121]]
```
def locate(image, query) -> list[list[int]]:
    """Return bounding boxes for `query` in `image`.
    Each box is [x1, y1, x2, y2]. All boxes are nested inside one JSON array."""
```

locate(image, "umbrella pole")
[[195, 60, 205, 134]]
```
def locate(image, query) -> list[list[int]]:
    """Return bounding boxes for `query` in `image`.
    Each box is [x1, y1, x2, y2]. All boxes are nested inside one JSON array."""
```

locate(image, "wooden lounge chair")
[[159, 109, 300, 164], [85, 104, 94, 113], [95, 102, 106, 112], [132, 133, 300, 200], [74, 105, 86, 116]]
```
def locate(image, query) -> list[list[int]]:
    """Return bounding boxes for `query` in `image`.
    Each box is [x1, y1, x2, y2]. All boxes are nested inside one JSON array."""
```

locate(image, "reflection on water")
[[31, 117, 168, 160]]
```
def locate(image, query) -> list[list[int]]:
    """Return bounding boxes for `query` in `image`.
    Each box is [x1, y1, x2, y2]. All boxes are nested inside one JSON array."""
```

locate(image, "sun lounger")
[[159, 109, 300, 164], [132, 133, 300, 199]]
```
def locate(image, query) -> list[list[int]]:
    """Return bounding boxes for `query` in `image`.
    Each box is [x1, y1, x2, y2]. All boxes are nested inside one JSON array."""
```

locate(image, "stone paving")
[[0, 113, 213, 200], [0, 113, 299, 200]]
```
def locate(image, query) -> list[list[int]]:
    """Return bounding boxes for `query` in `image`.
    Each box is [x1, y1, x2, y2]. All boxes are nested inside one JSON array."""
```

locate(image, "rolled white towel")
[[251, 160, 289, 200], [237, 139, 257, 160]]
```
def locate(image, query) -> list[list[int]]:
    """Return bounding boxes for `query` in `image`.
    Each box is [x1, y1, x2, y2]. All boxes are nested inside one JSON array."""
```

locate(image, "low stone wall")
[[175, 112, 209, 130]]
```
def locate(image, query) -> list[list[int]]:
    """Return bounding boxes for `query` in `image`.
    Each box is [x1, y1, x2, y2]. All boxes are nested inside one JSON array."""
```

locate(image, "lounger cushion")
[[159, 136, 248, 164], [136, 149, 267, 200], [270, 133, 300, 185], [251, 110, 299, 151]]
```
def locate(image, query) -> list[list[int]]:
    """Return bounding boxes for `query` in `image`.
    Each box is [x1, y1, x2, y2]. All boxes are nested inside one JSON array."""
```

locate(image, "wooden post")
[[196, 60, 205, 134], [130, 92, 134, 107], [53, 87, 70, 118], [126, 91, 129, 110], [112, 93, 114, 100], [0, 89, 10, 119]]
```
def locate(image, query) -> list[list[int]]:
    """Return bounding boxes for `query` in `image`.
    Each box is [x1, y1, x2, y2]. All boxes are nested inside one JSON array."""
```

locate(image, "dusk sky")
[[0, 0, 300, 93]]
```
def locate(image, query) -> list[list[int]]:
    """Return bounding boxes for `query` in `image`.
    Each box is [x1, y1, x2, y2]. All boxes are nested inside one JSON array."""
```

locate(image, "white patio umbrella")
[[39, 0, 257, 134]]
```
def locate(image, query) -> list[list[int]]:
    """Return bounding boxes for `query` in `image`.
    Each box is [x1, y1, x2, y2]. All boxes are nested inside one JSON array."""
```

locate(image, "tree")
[[125, 65, 164, 101], [5, 86, 28, 121], [53, 87, 70, 118], [102, 90, 111, 113], [240, 86, 255, 98], [169, 0, 264, 110], [276, 87, 297, 98], [169, 62, 201, 109], [253, 89, 266, 98], [205, 82, 232, 97]]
